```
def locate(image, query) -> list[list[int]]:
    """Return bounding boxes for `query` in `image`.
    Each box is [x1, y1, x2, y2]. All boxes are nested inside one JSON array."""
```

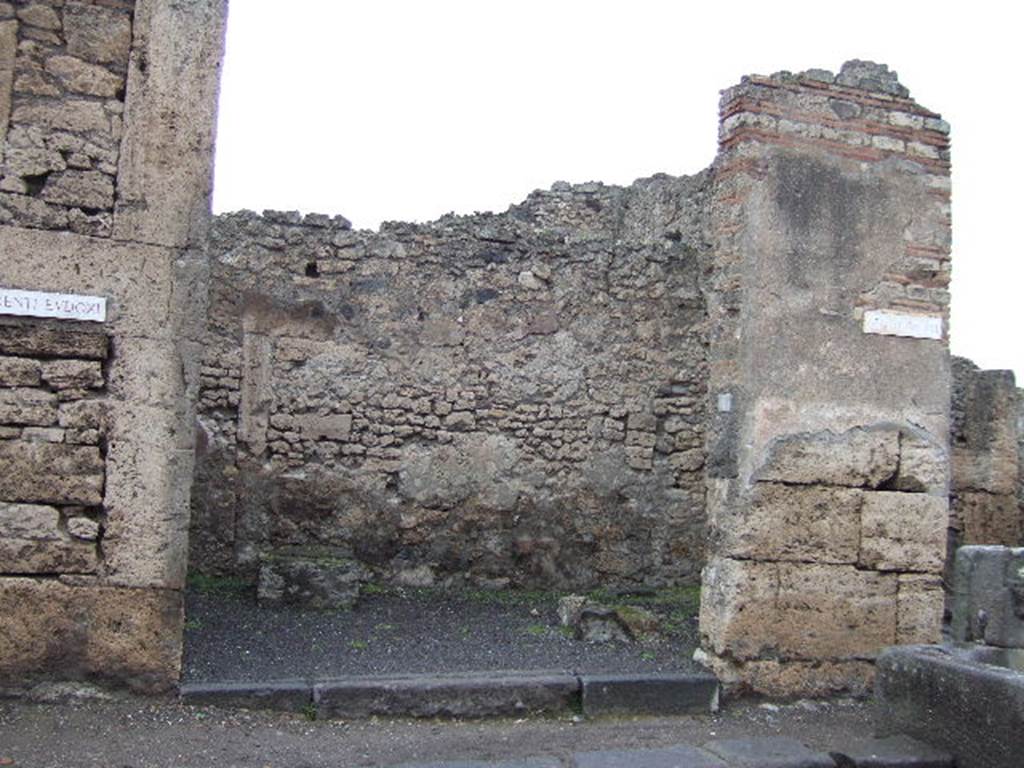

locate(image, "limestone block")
[[0, 578, 182, 693], [63, 3, 132, 69], [756, 427, 898, 488], [0, 19, 16, 148], [113, 0, 228, 247], [0, 323, 108, 360], [0, 357, 41, 387], [297, 413, 352, 442], [699, 556, 779, 660], [58, 399, 108, 430], [40, 359, 104, 390], [0, 228, 185, 342], [859, 491, 948, 572], [703, 653, 875, 698], [716, 482, 861, 564], [0, 440, 104, 504], [774, 563, 898, 660], [11, 99, 112, 134], [41, 170, 115, 209], [897, 574, 944, 644], [957, 491, 1023, 547], [44, 55, 124, 98], [21, 426, 63, 442], [0, 387, 57, 425], [894, 432, 948, 494], [951, 546, 1024, 648], [0, 503, 98, 573]]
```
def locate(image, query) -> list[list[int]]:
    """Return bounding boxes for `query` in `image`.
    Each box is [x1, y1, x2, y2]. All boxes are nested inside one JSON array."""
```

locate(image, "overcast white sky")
[[212, 1, 1022, 379]]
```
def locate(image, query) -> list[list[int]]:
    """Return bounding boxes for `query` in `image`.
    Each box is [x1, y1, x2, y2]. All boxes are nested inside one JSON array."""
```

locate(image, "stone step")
[[180, 670, 720, 719]]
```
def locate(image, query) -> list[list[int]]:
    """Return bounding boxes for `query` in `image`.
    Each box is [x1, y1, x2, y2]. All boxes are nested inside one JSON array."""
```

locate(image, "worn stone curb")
[[181, 670, 721, 720], [580, 672, 719, 716]]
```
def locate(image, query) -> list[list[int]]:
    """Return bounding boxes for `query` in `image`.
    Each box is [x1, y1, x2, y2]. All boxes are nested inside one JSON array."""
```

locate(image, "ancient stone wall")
[[698, 62, 953, 697], [949, 358, 1024, 568], [190, 173, 712, 591], [0, 0, 226, 693]]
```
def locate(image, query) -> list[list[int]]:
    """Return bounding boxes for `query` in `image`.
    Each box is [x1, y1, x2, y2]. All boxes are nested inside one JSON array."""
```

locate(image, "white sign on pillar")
[[0, 287, 107, 322], [863, 309, 942, 340]]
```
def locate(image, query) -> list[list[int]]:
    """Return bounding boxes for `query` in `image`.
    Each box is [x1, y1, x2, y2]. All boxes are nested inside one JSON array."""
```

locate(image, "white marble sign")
[[863, 309, 942, 340], [0, 287, 107, 322]]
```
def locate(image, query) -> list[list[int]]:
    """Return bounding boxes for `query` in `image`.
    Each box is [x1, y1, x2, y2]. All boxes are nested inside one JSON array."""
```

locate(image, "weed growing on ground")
[[525, 623, 548, 637], [349, 639, 369, 651]]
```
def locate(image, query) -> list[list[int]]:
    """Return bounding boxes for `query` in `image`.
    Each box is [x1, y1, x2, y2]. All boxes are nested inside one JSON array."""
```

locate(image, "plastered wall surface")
[[0, 0, 226, 693], [191, 175, 711, 591]]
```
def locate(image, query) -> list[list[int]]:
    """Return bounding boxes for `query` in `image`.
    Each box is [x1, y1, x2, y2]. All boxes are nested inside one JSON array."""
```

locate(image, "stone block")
[[395, 760, 560, 768], [951, 545, 1024, 648], [0, 20, 16, 148], [0, 578, 182, 693], [756, 427, 898, 488], [41, 170, 116, 209], [0, 440, 103, 504], [702, 737, 834, 768], [701, 558, 898, 663], [40, 359, 104, 390], [0, 324, 108, 360], [17, 4, 61, 29], [572, 745, 726, 768], [896, 574, 944, 645], [774, 563, 898, 660], [102, 412, 193, 589], [44, 55, 124, 98], [179, 680, 312, 713], [313, 673, 579, 720], [876, 645, 1024, 768], [297, 413, 352, 441], [894, 432, 948, 494], [0, 387, 57, 425], [701, 654, 875, 698], [956, 491, 1022, 547], [699, 556, 779, 660], [0, 356, 41, 387], [10, 99, 113, 134], [113, 0, 227, 247], [257, 549, 365, 609], [63, 2, 132, 68], [859, 492, 947, 572], [717, 483, 861, 564], [579, 673, 719, 716], [829, 734, 953, 768], [58, 399, 108, 430], [0, 503, 98, 573]]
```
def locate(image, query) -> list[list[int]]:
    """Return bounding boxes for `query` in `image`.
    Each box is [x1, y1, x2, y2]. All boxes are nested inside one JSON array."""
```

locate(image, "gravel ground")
[[182, 586, 703, 683], [0, 693, 879, 768]]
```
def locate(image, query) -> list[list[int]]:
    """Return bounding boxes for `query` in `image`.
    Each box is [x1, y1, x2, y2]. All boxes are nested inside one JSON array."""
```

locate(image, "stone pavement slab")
[[701, 736, 835, 767], [828, 734, 953, 767], [572, 744, 727, 768], [392, 760, 561, 768]]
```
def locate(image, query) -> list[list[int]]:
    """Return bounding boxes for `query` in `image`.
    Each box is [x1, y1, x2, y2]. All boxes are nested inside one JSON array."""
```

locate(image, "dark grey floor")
[[181, 586, 702, 683]]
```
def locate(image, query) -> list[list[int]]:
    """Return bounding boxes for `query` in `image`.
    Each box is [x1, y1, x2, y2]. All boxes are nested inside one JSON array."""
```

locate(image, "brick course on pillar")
[[699, 61, 953, 697]]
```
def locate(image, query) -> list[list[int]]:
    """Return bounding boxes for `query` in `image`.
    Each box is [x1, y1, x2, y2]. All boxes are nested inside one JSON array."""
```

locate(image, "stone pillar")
[[0, 0, 226, 693], [698, 61, 953, 697], [950, 359, 1023, 552]]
